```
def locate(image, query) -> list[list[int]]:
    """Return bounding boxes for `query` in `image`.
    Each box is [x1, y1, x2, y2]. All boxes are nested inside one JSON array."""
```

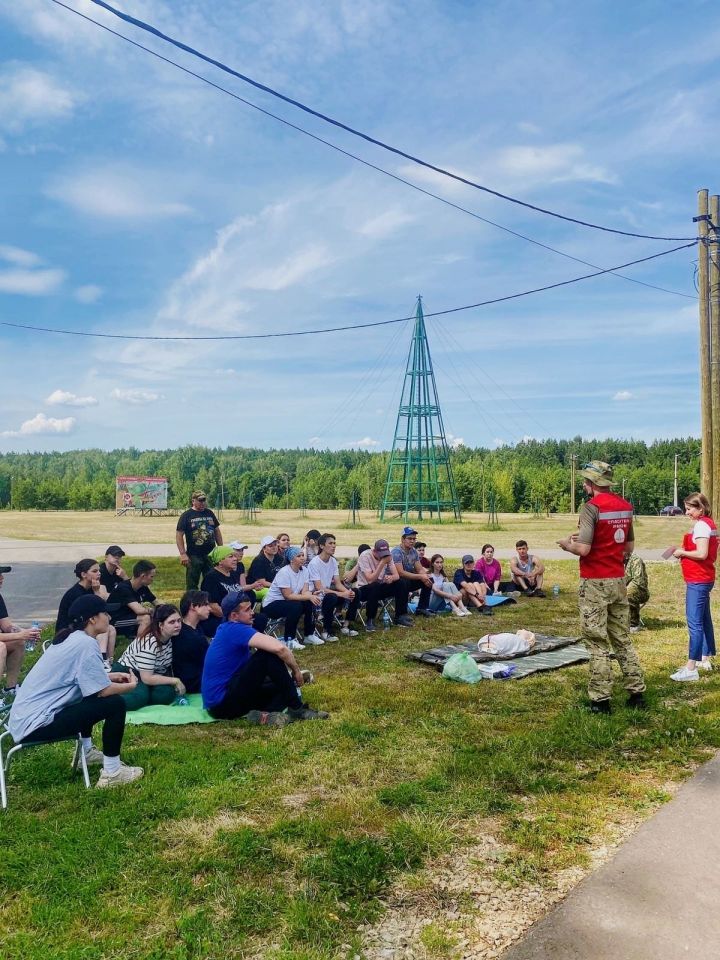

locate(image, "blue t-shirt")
[[201, 620, 256, 709], [453, 568, 483, 589], [391, 545, 419, 573]]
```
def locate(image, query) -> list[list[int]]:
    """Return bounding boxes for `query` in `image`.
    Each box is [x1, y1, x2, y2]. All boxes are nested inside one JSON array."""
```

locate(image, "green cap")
[[580, 460, 615, 487], [209, 546, 234, 566]]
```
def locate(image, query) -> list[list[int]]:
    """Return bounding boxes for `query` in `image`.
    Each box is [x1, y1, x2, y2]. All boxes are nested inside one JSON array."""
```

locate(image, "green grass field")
[[2, 558, 718, 960]]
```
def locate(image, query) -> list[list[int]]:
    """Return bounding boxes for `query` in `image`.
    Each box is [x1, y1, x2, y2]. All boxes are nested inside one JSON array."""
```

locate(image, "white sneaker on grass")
[[698, 659, 713, 671], [303, 634, 325, 645], [670, 666, 700, 682], [286, 639, 305, 651], [324, 634, 339, 642], [340, 625, 359, 636], [83, 747, 105, 766], [96, 764, 144, 789]]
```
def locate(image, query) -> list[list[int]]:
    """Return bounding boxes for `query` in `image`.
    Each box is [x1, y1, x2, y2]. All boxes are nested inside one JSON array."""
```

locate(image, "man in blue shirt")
[[391, 526, 435, 616], [201, 592, 329, 725]]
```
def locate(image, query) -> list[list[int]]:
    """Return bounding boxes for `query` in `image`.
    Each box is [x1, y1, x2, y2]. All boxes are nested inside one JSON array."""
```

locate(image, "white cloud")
[[0, 245, 42, 267], [0, 267, 64, 295], [247, 245, 334, 292], [613, 390, 634, 401], [447, 433, 465, 448], [347, 437, 379, 448], [0, 65, 77, 132], [45, 389, 98, 408], [47, 167, 192, 220], [494, 144, 617, 185], [2, 412, 75, 437], [74, 284, 103, 304], [111, 388, 163, 405], [308, 436, 321, 446], [357, 208, 414, 239], [517, 122, 541, 135]]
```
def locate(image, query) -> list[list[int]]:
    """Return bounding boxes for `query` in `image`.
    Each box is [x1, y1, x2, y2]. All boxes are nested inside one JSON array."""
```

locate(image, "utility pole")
[[710, 194, 720, 518], [673, 453, 679, 509], [697, 190, 713, 502], [570, 454, 577, 514]]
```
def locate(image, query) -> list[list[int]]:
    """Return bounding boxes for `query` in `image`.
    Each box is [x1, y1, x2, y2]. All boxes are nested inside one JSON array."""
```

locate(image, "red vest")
[[681, 516, 717, 583], [579, 491, 634, 579]]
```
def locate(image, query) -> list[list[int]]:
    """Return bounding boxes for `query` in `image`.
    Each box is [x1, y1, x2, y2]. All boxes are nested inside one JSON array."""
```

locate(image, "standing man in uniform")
[[557, 460, 646, 713], [176, 491, 223, 590]]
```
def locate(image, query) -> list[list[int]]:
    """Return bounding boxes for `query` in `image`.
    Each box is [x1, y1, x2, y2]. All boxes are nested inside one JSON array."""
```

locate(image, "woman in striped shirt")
[[114, 604, 184, 710]]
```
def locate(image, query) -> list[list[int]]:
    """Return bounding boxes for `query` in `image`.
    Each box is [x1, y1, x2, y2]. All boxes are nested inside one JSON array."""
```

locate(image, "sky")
[[0, 0, 717, 453]]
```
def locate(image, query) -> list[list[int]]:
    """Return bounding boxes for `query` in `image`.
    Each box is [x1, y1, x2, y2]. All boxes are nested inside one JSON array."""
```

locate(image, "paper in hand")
[[661, 546, 676, 560]]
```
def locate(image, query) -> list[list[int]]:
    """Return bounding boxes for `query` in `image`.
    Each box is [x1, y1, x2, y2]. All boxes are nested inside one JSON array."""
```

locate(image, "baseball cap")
[[462, 554, 474, 564], [230, 541, 249, 551], [68, 595, 121, 621], [209, 546, 234, 566], [373, 539, 391, 558], [191, 490, 207, 500], [105, 545, 125, 558], [401, 526, 418, 537], [260, 535, 278, 548], [0, 565, 11, 574], [580, 460, 615, 487], [221, 591, 253, 618]]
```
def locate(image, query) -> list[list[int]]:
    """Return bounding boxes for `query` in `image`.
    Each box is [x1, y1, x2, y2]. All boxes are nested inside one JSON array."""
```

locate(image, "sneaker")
[[698, 659, 713, 671], [526, 588, 536, 597], [629, 626, 640, 633], [1, 686, 18, 700], [243, 710, 291, 727], [626, 692, 647, 709], [286, 638, 306, 651], [480, 607, 494, 616], [670, 666, 699, 682], [300, 669, 314, 684], [82, 747, 105, 766], [589, 699, 612, 714], [416, 608, 436, 617], [287, 706, 330, 721], [102, 659, 112, 673], [96, 763, 144, 789], [340, 624, 359, 636], [395, 614, 414, 627], [365, 620, 377, 633], [303, 634, 325, 646], [533, 589, 546, 599], [318, 630, 329, 641]]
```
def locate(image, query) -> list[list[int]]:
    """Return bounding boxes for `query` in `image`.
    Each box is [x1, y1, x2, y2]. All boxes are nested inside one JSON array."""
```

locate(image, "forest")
[[0, 437, 700, 515]]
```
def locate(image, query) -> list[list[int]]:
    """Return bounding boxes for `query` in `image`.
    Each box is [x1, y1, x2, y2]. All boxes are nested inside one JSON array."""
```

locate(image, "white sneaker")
[[83, 747, 105, 766], [96, 763, 144, 789], [324, 634, 339, 642], [340, 625, 359, 636], [698, 659, 713, 671], [318, 631, 329, 641], [670, 666, 700, 682], [303, 634, 325, 645], [300, 669, 314, 684], [287, 639, 305, 651]]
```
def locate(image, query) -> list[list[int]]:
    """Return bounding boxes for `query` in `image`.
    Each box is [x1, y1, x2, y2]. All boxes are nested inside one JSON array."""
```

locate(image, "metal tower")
[[380, 297, 462, 521]]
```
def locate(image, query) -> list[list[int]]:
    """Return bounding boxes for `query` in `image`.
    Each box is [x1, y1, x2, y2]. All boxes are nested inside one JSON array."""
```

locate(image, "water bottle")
[[552, 585, 560, 598], [382, 608, 392, 630], [26, 620, 40, 652], [174, 695, 189, 706]]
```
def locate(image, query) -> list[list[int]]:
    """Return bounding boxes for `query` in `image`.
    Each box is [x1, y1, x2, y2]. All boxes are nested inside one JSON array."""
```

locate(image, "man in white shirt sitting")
[[307, 533, 360, 640]]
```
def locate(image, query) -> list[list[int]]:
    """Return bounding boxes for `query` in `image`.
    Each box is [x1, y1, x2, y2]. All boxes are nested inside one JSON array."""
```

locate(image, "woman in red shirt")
[[671, 492, 717, 681]]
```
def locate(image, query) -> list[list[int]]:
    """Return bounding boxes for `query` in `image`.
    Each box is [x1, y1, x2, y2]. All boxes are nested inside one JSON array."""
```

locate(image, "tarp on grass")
[[407, 634, 590, 679]]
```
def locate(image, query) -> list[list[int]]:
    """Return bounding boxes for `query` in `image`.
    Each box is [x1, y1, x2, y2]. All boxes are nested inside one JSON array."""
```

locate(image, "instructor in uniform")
[[557, 460, 646, 713]]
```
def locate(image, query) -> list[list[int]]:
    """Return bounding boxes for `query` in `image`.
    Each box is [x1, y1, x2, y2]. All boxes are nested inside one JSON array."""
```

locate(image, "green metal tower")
[[380, 297, 462, 521]]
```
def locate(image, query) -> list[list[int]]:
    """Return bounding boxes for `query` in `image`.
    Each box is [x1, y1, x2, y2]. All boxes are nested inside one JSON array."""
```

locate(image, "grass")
[[0, 508, 688, 551], [2, 559, 719, 960]]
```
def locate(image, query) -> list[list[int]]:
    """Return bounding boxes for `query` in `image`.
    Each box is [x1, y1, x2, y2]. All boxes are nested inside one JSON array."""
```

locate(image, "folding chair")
[[0, 711, 91, 810]]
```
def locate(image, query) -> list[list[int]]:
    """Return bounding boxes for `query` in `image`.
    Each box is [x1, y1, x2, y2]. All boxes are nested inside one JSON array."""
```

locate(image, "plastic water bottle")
[[552, 585, 560, 598], [174, 695, 189, 706], [382, 607, 392, 630], [26, 620, 40, 652]]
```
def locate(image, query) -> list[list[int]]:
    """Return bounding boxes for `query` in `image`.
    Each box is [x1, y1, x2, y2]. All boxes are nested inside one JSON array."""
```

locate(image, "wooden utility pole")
[[710, 194, 720, 518], [570, 454, 577, 513], [697, 190, 713, 503], [673, 453, 679, 508]]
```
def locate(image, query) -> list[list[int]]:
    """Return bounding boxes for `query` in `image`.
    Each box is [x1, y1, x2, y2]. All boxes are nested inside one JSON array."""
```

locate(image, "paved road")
[[503, 752, 720, 960], [1, 562, 70, 625]]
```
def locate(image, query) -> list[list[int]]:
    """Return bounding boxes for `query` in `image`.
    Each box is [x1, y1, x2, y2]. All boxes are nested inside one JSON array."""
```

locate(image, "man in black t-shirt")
[[112, 559, 159, 636], [200, 547, 242, 637], [99, 545, 129, 595], [173, 590, 211, 693], [0, 566, 37, 698], [176, 490, 223, 589]]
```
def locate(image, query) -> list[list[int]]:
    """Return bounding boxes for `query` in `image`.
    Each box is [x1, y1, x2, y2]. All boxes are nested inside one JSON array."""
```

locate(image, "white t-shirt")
[[307, 555, 338, 592], [263, 564, 309, 606], [692, 519, 713, 542], [430, 571, 445, 590]]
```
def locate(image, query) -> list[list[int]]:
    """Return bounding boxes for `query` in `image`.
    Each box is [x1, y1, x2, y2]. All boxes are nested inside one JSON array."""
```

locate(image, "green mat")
[[125, 693, 217, 725]]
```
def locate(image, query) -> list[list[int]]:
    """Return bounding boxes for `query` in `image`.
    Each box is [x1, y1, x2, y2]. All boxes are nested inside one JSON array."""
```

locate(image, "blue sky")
[[0, 0, 715, 453]]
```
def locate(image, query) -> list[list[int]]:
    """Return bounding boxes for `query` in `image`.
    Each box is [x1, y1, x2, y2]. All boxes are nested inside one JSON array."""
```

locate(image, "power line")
[[0, 242, 696, 342], [75, 0, 696, 242], [46, 1, 695, 299]]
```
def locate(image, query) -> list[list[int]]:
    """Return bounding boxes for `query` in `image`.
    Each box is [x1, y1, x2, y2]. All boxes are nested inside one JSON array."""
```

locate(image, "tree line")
[[0, 437, 700, 515]]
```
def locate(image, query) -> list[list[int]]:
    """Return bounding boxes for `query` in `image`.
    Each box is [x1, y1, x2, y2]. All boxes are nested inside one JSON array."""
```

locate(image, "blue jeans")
[[686, 581, 716, 661]]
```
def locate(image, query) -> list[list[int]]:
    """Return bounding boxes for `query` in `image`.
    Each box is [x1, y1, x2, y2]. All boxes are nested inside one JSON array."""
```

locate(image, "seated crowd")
[[1, 529, 549, 790]]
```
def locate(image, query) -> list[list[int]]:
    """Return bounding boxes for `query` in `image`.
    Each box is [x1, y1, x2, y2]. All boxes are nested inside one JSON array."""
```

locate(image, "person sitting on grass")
[[356, 540, 413, 631], [201, 546, 242, 637], [428, 554, 471, 616], [113, 604, 185, 710], [262, 546, 322, 649], [510, 540, 546, 597], [247, 536, 280, 601], [453, 556, 493, 616], [307, 533, 360, 639], [172, 591, 211, 694], [111, 560, 160, 639], [0, 565, 37, 701], [474, 544, 502, 595], [56, 559, 117, 667], [98, 546, 130, 595], [624, 549, 649, 633], [8, 595, 143, 789], [202, 592, 329, 725]]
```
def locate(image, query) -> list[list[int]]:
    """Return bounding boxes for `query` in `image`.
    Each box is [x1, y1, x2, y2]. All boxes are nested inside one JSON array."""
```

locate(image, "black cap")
[[105, 545, 126, 558], [68, 595, 121, 621], [0, 565, 11, 574], [221, 591, 253, 618]]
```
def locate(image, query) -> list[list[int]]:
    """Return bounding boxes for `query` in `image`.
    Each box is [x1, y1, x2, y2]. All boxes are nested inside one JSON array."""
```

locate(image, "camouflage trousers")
[[578, 577, 646, 702], [626, 583, 650, 627]]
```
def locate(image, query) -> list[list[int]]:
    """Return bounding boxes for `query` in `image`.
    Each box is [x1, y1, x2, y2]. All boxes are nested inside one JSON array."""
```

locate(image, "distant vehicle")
[[660, 505, 683, 516]]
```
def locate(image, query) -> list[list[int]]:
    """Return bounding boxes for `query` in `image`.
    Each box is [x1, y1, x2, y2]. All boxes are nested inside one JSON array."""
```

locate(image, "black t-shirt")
[[176, 508, 220, 558], [99, 562, 126, 595], [172, 622, 209, 693], [453, 568, 482, 589], [200, 569, 242, 605], [273, 551, 288, 571], [0, 592, 9, 621], [57, 583, 93, 631], [112, 580, 156, 625], [247, 553, 277, 585]]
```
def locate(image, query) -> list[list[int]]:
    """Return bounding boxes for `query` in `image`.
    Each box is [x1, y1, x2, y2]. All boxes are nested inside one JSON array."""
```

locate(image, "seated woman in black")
[[56, 558, 117, 666], [200, 546, 242, 637]]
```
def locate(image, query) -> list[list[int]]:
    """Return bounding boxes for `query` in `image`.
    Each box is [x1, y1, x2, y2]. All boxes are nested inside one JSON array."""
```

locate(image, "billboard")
[[116, 476, 168, 511]]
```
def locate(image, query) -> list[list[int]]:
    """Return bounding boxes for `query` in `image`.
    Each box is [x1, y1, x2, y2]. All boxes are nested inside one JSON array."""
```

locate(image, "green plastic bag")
[[442, 651, 482, 684]]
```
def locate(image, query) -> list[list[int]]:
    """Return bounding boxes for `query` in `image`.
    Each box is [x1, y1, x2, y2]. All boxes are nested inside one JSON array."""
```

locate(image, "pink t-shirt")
[[474, 557, 501, 586]]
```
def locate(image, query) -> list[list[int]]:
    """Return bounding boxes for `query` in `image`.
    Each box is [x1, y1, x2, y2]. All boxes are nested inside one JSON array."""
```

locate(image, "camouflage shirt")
[[624, 553, 648, 593]]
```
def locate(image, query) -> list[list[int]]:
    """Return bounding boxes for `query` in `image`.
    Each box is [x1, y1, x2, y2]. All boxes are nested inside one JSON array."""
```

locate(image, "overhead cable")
[[68, 0, 695, 242], [0, 242, 696, 342]]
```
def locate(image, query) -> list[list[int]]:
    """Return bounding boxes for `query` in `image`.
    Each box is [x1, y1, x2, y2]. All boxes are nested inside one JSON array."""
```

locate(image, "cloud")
[[447, 433, 465, 448], [308, 436, 321, 446], [0, 267, 64, 295], [74, 284, 103, 304], [111, 388, 163, 405], [613, 390, 634, 401], [0, 64, 77, 132], [47, 167, 192, 220], [357, 208, 414, 239], [46, 389, 98, 408], [347, 437, 379, 448], [494, 144, 617, 185], [2, 412, 75, 437], [0, 244, 42, 267], [246, 245, 335, 292]]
